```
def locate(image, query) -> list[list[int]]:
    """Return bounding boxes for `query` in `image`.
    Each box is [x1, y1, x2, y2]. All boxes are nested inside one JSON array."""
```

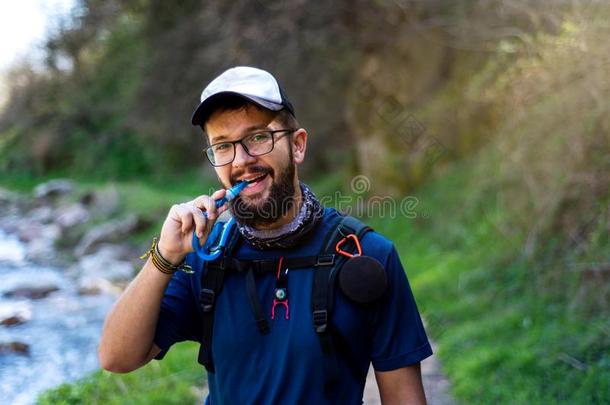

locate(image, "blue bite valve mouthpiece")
[[192, 179, 251, 261], [201, 180, 250, 218], [214, 180, 250, 209]]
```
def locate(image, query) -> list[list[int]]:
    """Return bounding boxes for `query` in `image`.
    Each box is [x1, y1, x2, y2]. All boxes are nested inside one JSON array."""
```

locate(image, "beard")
[[230, 153, 297, 228]]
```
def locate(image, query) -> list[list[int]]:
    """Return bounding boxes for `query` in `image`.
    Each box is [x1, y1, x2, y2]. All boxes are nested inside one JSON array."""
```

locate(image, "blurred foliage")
[[0, 0, 571, 180], [1, 0, 369, 178], [487, 15, 610, 312]]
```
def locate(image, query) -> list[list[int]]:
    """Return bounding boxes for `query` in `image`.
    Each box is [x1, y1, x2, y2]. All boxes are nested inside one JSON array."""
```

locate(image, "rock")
[[89, 243, 133, 261], [18, 223, 61, 264], [71, 245, 135, 282], [1, 315, 27, 327], [33, 179, 73, 199], [0, 215, 21, 234], [0, 188, 19, 207], [81, 185, 120, 216], [4, 284, 60, 299], [56, 203, 90, 229], [74, 214, 140, 256], [0, 341, 30, 355], [79, 191, 95, 205], [0, 302, 31, 326], [77, 277, 123, 296], [42, 223, 62, 240], [72, 246, 135, 295], [16, 221, 44, 243], [28, 206, 54, 224], [17, 221, 61, 243], [24, 238, 57, 264]]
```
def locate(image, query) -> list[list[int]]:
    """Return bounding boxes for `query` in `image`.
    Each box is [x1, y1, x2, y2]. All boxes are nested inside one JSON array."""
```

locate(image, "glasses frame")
[[203, 128, 297, 167]]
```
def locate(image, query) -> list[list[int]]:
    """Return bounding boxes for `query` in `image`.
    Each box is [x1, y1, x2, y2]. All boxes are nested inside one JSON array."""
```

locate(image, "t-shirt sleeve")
[[369, 244, 432, 371], [153, 255, 202, 360]]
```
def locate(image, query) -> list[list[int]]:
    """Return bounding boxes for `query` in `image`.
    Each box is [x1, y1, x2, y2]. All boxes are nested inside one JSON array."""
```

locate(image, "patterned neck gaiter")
[[236, 181, 325, 250]]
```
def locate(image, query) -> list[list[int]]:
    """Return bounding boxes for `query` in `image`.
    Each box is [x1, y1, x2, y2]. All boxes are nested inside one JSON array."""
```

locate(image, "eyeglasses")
[[203, 129, 297, 167]]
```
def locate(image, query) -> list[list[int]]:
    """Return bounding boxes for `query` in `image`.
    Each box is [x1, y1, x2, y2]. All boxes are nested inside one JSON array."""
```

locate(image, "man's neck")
[[255, 182, 303, 231]]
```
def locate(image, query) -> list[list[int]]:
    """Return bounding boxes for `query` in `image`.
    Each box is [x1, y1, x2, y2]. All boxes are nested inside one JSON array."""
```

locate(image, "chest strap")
[[214, 254, 336, 274]]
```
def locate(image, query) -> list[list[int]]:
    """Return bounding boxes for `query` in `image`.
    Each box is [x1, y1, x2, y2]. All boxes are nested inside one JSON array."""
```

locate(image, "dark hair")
[[202, 94, 299, 139]]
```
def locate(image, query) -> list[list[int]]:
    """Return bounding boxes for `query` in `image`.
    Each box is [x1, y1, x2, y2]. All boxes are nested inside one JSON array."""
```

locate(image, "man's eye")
[[250, 133, 271, 143], [213, 143, 232, 152]]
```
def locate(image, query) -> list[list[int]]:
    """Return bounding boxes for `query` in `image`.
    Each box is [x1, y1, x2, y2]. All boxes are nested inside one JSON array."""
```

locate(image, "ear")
[[291, 128, 307, 164]]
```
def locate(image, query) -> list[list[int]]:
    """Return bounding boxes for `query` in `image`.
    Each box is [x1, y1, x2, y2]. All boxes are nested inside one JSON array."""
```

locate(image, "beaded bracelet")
[[140, 237, 193, 275]]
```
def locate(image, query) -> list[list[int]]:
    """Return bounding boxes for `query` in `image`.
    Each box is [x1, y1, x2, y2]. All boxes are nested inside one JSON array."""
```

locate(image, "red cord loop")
[[335, 233, 362, 258], [272, 256, 289, 320]]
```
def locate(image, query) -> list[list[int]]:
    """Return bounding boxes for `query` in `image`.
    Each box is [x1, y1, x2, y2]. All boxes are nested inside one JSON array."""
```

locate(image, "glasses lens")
[[243, 132, 273, 156], [207, 142, 234, 166]]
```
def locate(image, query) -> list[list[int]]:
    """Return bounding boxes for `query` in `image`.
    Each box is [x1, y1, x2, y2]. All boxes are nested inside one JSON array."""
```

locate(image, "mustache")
[[230, 165, 272, 185]]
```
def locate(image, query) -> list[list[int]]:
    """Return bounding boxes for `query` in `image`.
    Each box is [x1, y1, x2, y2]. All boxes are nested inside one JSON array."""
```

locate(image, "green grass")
[[37, 343, 205, 405], [0, 172, 73, 193], [367, 160, 610, 404]]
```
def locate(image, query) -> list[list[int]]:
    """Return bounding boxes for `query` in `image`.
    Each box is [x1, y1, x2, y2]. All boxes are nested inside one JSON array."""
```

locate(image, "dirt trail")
[[363, 340, 455, 405]]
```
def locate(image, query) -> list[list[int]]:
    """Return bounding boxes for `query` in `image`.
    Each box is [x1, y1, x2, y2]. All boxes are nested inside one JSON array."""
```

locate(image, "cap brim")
[[191, 92, 284, 126]]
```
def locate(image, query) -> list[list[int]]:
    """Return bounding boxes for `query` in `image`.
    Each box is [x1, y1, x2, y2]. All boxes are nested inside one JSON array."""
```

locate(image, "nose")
[[232, 142, 256, 169]]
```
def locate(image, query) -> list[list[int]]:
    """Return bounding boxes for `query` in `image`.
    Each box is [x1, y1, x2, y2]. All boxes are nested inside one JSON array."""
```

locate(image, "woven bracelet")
[[140, 237, 186, 275]]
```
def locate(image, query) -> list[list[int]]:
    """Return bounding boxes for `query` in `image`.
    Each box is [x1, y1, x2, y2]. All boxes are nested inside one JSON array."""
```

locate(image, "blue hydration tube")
[[191, 180, 250, 261]]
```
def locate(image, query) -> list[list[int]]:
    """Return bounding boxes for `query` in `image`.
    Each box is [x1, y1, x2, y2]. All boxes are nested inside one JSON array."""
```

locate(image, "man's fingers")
[[193, 195, 219, 219], [211, 189, 226, 201], [173, 189, 228, 242], [175, 204, 194, 234], [191, 195, 218, 238], [190, 203, 208, 238]]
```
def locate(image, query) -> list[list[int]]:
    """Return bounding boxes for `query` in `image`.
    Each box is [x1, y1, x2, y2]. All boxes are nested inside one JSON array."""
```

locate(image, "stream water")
[[0, 229, 115, 405]]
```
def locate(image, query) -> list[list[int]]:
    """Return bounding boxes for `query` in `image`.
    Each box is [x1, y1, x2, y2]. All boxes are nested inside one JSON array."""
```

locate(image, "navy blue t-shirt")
[[154, 208, 432, 404]]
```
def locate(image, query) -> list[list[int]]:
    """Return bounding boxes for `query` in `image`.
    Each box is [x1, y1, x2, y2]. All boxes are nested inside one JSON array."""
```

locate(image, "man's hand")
[[157, 188, 228, 264]]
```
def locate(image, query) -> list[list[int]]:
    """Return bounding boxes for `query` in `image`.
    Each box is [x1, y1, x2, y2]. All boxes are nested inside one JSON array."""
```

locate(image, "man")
[[99, 66, 432, 404]]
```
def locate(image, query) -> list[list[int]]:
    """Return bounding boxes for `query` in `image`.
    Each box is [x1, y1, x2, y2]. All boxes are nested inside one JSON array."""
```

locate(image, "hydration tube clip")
[[191, 180, 250, 262], [192, 217, 236, 261]]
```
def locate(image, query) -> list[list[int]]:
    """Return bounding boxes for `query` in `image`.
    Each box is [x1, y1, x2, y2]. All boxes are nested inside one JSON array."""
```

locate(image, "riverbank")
[[0, 179, 215, 404], [0, 230, 117, 404]]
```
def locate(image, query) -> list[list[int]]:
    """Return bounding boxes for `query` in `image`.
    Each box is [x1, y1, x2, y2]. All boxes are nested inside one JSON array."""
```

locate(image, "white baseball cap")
[[191, 66, 296, 126]]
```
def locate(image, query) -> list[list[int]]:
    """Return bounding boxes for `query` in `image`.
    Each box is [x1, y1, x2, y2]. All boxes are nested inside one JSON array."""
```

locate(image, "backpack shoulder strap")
[[311, 215, 372, 397], [197, 219, 241, 372], [338, 215, 373, 238], [325, 215, 373, 313], [311, 213, 373, 396]]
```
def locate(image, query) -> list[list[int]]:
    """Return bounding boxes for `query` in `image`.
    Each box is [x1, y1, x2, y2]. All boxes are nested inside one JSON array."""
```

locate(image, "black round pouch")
[[338, 255, 387, 304]]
